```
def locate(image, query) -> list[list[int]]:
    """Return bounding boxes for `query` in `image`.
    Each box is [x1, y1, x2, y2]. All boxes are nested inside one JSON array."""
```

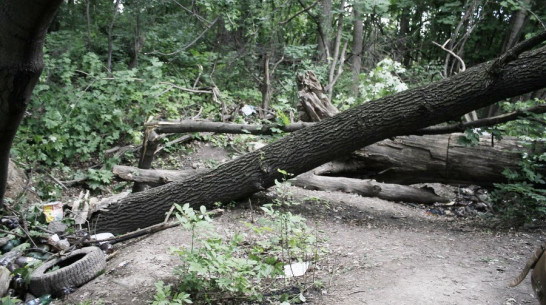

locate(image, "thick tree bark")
[[0, 0, 64, 209], [313, 134, 544, 185], [114, 166, 206, 187], [91, 38, 546, 234]]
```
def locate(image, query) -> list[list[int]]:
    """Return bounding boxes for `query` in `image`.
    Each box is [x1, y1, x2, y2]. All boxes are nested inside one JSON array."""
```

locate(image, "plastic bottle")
[[25, 294, 51, 305]]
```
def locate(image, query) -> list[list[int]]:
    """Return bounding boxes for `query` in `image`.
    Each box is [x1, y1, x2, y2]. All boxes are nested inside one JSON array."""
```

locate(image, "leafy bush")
[[335, 58, 408, 110], [490, 99, 546, 225], [492, 144, 545, 225], [153, 176, 323, 304]]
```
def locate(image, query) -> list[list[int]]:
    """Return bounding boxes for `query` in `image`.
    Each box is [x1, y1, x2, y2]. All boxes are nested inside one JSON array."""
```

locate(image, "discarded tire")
[[29, 246, 106, 297]]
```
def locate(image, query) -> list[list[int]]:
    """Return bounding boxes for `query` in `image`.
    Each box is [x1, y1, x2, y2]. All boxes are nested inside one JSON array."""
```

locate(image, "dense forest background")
[[9, 0, 545, 218]]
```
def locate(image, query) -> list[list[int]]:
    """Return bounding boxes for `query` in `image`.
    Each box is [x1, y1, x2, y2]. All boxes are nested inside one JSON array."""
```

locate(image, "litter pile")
[[0, 199, 112, 304]]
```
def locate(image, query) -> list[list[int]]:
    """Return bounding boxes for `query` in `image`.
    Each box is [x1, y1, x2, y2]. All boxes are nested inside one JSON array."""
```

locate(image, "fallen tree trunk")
[[112, 166, 449, 204], [291, 173, 449, 204], [91, 36, 546, 234], [314, 133, 545, 185], [113, 165, 206, 186]]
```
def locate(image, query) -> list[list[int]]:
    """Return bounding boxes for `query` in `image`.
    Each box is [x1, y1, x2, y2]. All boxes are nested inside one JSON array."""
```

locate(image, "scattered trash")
[[0, 265, 10, 297], [1, 216, 19, 229], [1, 238, 21, 253], [42, 201, 63, 223], [47, 221, 67, 234], [71, 190, 90, 225], [241, 105, 256, 116], [25, 294, 52, 305], [281, 262, 310, 278], [248, 142, 267, 150], [47, 234, 70, 251], [90, 233, 114, 245], [15, 256, 40, 267], [99, 242, 114, 254], [29, 246, 106, 297]]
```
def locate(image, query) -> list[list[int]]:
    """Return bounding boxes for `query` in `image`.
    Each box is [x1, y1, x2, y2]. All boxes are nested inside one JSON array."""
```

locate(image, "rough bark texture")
[[314, 134, 544, 186], [119, 133, 544, 188], [291, 173, 449, 204], [297, 71, 338, 121], [91, 43, 546, 234], [0, 0, 64, 208], [113, 166, 206, 187]]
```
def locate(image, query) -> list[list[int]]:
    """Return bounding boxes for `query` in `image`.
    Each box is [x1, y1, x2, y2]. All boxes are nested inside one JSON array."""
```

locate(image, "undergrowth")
[[152, 172, 325, 304]]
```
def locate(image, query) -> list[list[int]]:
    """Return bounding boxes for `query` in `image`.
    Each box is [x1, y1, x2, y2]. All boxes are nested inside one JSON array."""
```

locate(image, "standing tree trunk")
[[351, 3, 364, 98], [128, 0, 144, 70], [487, 0, 532, 118], [90, 37, 546, 234], [107, 0, 122, 73], [261, 54, 272, 117], [317, 0, 333, 61], [86, 0, 92, 49], [0, 0, 64, 209]]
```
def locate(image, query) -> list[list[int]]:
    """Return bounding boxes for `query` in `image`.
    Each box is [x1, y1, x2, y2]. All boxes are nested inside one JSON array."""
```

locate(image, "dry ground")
[[56, 142, 544, 305], [61, 185, 543, 305]]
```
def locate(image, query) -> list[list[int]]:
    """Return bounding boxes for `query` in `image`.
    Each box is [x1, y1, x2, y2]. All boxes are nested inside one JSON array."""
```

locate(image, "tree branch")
[[280, 0, 320, 25], [415, 104, 546, 135], [146, 16, 220, 56]]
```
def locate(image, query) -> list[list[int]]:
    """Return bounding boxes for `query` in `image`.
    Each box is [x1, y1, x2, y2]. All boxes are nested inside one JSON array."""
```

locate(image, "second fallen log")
[[112, 166, 449, 204]]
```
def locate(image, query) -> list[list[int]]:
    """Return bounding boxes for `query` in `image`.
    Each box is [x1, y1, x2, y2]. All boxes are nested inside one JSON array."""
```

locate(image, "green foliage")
[[335, 58, 408, 110], [0, 296, 23, 305], [492, 145, 546, 224], [155, 181, 323, 304], [490, 99, 546, 225]]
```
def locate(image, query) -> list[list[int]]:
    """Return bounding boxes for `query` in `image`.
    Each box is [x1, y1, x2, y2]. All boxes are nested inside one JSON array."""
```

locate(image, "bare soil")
[[59, 142, 544, 305], [60, 186, 543, 305]]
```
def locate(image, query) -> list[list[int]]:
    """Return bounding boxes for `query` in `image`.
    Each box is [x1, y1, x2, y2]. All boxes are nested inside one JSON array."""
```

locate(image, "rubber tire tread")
[[29, 246, 106, 297]]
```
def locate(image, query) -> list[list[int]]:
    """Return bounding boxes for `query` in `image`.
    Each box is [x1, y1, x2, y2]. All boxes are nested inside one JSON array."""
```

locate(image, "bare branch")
[[433, 40, 466, 72], [280, 0, 320, 25], [159, 82, 213, 94], [416, 104, 546, 135], [146, 16, 219, 56]]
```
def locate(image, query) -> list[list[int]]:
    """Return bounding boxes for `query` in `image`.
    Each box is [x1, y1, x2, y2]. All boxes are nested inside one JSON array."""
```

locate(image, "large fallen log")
[[291, 173, 449, 204], [314, 133, 545, 185], [90, 36, 546, 234], [112, 166, 449, 204]]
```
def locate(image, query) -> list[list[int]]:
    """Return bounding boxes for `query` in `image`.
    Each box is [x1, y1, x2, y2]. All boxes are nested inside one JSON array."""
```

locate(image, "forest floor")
[[60, 143, 544, 305]]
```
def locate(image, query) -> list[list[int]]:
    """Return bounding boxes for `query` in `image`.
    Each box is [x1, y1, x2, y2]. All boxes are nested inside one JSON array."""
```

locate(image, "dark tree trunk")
[[128, 0, 144, 70], [86, 0, 92, 49], [107, 0, 122, 73], [0, 0, 64, 209], [313, 134, 544, 186], [487, 0, 532, 118], [398, 6, 411, 67], [317, 0, 333, 61], [351, 4, 364, 97], [90, 39, 546, 234]]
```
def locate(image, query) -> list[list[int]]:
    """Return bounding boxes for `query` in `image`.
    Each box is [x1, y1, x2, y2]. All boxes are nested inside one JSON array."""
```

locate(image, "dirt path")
[[62, 185, 542, 305]]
